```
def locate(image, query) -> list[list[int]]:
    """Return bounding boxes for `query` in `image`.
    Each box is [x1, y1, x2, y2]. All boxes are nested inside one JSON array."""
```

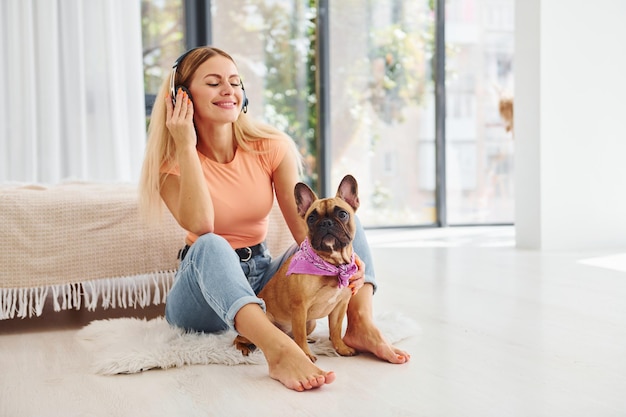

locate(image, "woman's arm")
[[273, 147, 307, 245], [160, 89, 214, 235]]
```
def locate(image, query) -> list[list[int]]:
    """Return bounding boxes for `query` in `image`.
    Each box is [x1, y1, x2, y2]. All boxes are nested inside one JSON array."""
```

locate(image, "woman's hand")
[[165, 88, 197, 149], [160, 87, 214, 235], [348, 255, 365, 296]]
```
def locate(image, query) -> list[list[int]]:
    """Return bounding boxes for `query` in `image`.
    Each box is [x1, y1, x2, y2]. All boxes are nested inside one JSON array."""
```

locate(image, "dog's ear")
[[336, 175, 360, 212], [295, 182, 318, 218]]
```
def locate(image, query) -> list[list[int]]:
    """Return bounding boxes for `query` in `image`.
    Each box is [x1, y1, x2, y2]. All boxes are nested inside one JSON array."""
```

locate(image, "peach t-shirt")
[[162, 137, 290, 249]]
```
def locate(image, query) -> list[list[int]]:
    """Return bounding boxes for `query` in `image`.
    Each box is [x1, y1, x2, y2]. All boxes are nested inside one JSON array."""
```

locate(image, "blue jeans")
[[165, 216, 376, 333]]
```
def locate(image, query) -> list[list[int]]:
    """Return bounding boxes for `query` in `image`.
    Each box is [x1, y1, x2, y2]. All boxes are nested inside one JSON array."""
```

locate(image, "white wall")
[[515, 0, 626, 250]]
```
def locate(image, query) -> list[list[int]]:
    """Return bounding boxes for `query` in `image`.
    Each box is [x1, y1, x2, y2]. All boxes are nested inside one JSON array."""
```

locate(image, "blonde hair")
[[138, 46, 302, 223]]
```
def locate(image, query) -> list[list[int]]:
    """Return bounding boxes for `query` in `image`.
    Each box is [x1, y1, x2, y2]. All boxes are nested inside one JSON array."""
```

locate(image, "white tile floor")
[[368, 226, 626, 416], [1, 226, 625, 416]]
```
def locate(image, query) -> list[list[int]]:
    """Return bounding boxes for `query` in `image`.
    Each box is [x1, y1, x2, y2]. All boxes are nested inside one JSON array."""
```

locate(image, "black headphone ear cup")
[[172, 85, 193, 105], [242, 90, 249, 113]]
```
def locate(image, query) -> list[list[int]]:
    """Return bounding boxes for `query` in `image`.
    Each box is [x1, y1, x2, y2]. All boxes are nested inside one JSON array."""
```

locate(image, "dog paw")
[[335, 343, 358, 357], [233, 335, 256, 356]]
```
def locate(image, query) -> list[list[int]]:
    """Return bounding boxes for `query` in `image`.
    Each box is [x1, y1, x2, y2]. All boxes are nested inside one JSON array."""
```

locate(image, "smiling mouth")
[[214, 102, 237, 108]]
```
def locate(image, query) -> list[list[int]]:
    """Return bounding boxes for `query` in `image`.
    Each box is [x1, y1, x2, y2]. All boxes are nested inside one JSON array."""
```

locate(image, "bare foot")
[[343, 320, 411, 364], [264, 338, 336, 392], [234, 304, 335, 391]]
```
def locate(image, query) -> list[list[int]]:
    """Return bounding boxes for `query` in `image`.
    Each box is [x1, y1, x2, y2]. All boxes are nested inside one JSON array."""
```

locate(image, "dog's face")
[[294, 175, 360, 265]]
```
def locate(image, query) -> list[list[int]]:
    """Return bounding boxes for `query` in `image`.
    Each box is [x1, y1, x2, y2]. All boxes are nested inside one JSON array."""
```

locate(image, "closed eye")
[[207, 82, 242, 88]]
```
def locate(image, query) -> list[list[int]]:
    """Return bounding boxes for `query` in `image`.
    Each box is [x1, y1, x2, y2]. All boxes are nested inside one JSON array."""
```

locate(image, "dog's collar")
[[286, 237, 357, 289]]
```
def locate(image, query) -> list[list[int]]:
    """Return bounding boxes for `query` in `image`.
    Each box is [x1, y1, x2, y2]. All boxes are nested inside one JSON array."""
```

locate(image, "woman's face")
[[188, 55, 245, 124]]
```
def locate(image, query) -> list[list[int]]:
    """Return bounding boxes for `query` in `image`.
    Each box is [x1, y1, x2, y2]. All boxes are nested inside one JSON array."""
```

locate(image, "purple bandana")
[[286, 237, 358, 289]]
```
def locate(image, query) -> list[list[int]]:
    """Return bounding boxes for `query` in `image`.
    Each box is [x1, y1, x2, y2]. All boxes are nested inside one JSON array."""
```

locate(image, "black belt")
[[178, 242, 266, 262], [234, 242, 266, 261]]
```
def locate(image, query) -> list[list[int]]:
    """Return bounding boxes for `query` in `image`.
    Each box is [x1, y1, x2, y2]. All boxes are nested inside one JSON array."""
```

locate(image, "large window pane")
[[141, 0, 185, 116], [140, 0, 516, 227], [445, 0, 515, 224], [212, 0, 318, 186], [329, 0, 436, 227]]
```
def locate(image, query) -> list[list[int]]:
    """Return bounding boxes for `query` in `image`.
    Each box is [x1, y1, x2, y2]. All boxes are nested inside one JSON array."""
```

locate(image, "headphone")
[[170, 47, 249, 113]]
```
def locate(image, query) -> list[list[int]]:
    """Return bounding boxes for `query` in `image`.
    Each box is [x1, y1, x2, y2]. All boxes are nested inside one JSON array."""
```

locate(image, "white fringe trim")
[[0, 271, 176, 320]]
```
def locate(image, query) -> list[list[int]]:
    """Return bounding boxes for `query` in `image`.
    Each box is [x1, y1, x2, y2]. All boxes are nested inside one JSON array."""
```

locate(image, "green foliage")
[[139, 0, 433, 188], [367, 24, 429, 124], [141, 0, 185, 94], [228, 0, 318, 187]]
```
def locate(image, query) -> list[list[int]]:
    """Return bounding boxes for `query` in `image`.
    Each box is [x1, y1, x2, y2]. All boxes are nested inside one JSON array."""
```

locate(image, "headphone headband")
[[172, 47, 199, 69], [170, 47, 200, 101]]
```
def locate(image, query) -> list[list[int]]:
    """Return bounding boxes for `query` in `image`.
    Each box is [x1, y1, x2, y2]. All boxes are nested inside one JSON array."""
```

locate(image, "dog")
[[499, 95, 514, 134], [234, 174, 361, 362]]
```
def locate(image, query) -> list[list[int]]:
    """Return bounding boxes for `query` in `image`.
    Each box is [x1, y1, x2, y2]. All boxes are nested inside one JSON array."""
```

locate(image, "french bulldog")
[[234, 174, 361, 362]]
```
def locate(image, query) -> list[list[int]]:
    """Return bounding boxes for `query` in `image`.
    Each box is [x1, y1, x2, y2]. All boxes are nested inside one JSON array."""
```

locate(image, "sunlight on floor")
[[578, 252, 626, 273]]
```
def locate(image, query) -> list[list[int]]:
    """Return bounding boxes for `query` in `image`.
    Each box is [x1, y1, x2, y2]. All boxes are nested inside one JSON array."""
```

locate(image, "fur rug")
[[76, 312, 419, 375]]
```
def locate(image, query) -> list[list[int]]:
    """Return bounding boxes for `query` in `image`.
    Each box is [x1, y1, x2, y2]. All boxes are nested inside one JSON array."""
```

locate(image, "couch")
[[0, 182, 294, 320]]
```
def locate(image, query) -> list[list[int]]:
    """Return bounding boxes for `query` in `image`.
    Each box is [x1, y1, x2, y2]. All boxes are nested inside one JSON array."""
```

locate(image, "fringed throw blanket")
[[0, 182, 187, 319], [0, 182, 295, 320]]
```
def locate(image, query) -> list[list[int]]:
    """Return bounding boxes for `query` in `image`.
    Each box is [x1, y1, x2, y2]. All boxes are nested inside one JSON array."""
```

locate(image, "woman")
[[139, 46, 409, 392]]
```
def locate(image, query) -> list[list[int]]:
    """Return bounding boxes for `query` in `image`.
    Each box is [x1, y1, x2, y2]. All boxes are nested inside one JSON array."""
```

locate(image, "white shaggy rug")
[[76, 312, 419, 375]]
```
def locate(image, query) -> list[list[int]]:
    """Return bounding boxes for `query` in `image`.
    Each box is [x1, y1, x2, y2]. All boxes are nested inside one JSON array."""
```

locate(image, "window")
[[328, 0, 437, 227], [211, 0, 319, 188], [445, 0, 515, 224], [141, 0, 185, 117], [140, 0, 515, 227]]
